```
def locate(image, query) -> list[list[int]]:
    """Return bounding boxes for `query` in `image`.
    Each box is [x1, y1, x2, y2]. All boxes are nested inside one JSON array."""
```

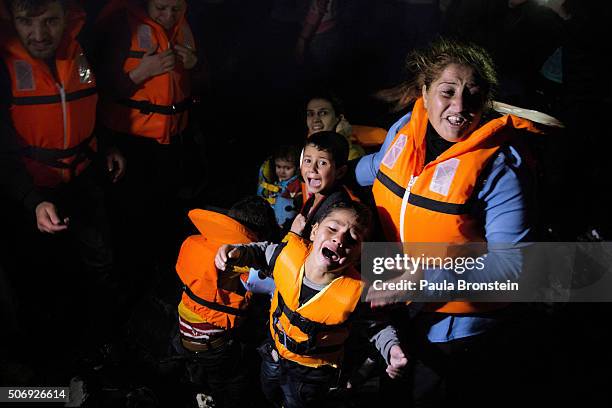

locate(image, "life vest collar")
[[188, 209, 257, 245]]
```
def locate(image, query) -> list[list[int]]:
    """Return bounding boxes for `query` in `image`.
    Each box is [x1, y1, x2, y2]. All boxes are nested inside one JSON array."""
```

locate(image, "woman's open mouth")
[[446, 115, 471, 127]]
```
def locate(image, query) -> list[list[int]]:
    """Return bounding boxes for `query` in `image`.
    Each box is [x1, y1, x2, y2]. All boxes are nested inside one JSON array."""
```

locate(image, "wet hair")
[[377, 38, 498, 112], [9, 0, 67, 15], [304, 131, 349, 168], [228, 196, 280, 242], [273, 145, 300, 169], [306, 91, 345, 117], [317, 200, 373, 238]]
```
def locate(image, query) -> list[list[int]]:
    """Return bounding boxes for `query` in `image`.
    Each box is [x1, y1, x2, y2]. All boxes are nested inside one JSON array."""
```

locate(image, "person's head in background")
[[9, 0, 67, 59], [379, 38, 498, 143], [307, 200, 372, 275], [146, 0, 186, 31], [305, 92, 346, 136], [228, 196, 280, 243], [273, 145, 300, 182], [301, 131, 349, 196]]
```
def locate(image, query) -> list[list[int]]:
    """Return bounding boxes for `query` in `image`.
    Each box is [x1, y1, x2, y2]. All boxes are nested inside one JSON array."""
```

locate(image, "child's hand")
[[215, 244, 242, 270], [386, 345, 408, 379], [290, 214, 307, 236]]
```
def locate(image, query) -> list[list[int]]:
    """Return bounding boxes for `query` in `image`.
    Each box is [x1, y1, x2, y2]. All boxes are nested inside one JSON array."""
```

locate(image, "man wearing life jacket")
[[93, 0, 197, 266], [216, 201, 406, 408], [0, 0, 125, 232], [174, 196, 280, 408], [0, 0, 126, 367], [356, 39, 540, 405]]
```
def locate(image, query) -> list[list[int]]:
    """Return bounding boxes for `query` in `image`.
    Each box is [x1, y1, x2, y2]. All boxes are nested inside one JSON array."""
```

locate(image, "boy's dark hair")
[[228, 196, 280, 242], [305, 131, 349, 168], [273, 145, 300, 168], [9, 0, 67, 14], [317, 200, 373, 237]]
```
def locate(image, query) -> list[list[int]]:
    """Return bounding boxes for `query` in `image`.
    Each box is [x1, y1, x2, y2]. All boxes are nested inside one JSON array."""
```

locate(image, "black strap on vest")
[[22, 134, 96, 179], [375, 170, 473, 215], [118, 97, 192, 115], [127, 50, 146, 59], [12, 87, 97, 106], [271, 292, 346, 356], [376, 171, 406, 198], [183, 285, 245, 316]]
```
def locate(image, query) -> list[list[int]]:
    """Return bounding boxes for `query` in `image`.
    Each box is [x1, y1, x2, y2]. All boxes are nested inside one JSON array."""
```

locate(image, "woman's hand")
[[129, 47, 175, 84], [174, 44, 197, 70], [215, 244, 242, 270]]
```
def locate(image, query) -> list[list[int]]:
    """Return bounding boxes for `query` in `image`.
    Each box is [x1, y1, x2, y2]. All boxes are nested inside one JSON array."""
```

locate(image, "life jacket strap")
[[118, 97, 192, 115], [183, 285, 245, 316], [271, 291, 347, 354], [22, 133, 96, 177]]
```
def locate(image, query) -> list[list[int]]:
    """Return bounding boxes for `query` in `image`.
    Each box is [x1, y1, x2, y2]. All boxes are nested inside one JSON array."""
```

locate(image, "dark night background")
[[2, 0, 612, 406]]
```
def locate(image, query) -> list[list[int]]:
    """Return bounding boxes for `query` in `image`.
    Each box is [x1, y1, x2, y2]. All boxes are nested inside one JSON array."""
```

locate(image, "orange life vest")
[[0, 7, 98, 188], [176, 209, 256, 330], [352, 125, 388, 148], [372, 98, 539, 314], [98, 1, 195, 144], [269, 233, 363, 368]]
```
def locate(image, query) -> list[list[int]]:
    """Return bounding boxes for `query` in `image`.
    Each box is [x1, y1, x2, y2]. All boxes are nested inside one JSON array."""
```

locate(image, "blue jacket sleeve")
[[355, 112, 412, 186]]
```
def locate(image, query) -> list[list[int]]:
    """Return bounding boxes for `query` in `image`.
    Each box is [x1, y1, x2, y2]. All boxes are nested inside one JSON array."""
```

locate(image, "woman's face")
[[422, 64, 486, 143], [147, 0, 185, 30], [306, 98, 339, 136]]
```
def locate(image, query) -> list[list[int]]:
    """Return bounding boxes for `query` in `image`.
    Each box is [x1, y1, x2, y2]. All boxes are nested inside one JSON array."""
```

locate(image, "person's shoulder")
[[492, 144, 524, 169]]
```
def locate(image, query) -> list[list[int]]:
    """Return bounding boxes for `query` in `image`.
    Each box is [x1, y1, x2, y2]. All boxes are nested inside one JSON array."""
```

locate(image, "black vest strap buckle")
[[119, 97, 193, 115]]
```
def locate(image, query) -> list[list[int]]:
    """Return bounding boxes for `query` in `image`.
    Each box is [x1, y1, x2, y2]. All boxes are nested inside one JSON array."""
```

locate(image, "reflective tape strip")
[[137, 24, 153, 50], [14, 60, 35, 91]]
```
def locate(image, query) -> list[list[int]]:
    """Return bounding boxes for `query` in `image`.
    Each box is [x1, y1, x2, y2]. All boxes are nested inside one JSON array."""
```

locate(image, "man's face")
[[12, 1, 66, 60], [147, 0, 186, 31]]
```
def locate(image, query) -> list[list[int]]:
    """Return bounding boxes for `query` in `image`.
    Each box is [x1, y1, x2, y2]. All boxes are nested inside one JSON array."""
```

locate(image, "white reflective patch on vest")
[[77, 53, 93, 84], [14, 60, 35, 91], [429, 158, 460, 196], [137, 24, 153, 50], [381, 134, 406, 169]]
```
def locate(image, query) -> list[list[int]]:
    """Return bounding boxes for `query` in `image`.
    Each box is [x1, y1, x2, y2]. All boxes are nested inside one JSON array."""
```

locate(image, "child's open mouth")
[[308, 178, 322, 188], [322, 247, 340, 262]]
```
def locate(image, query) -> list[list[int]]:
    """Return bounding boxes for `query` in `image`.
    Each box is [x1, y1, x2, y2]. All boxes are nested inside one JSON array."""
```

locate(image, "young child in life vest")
[[257, 145, 303, 231], [291, 131, 357, 239], [215, 201, 407, 408], [174, 196, 280, 407]]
